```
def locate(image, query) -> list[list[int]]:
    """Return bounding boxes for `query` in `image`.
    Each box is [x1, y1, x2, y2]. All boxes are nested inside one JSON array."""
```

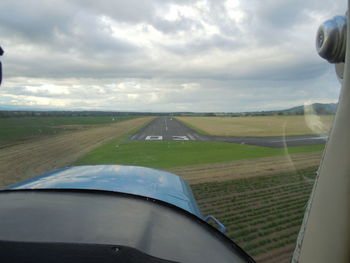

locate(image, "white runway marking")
[[165, 118, 168, 131], [131, 134, 142, 140], [187, 134, 196, 140], [145, 136, 163, 141], [172, 136, 189, 141], [193, 133, 205, 140]]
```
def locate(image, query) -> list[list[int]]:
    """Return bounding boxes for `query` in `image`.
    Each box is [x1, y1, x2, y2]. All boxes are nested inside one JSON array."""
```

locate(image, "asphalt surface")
[[128, 117, 327, 148]]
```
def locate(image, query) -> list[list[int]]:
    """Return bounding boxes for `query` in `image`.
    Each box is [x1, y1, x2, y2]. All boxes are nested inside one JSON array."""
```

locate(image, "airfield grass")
[[75, 140, 324, 169], [0, 116, 137, 146], [176, 115, 334, 137]]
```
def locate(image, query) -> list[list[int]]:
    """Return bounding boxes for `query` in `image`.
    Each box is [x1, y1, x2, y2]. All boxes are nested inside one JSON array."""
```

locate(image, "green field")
[[192, 167, 317, 259], [75, 139, 324, 169], [0, 116, 137, 146]]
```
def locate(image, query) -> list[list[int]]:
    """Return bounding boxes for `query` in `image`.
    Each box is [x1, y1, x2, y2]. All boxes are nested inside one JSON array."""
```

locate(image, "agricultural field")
[[0, 116, 137, 147], [176, 115, 334, 137], [168, 151, 322, 184], [0, 117, 153, 187], [191, 167, 317, 262]]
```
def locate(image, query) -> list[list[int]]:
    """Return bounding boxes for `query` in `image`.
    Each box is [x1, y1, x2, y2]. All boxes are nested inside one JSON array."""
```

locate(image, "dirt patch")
[[0, 117, 153, 188], [166, 151, 322, 184], [52, 124, 98, 130]]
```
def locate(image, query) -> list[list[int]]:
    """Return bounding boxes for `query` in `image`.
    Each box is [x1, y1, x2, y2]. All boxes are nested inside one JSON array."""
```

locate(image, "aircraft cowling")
[[6, 164, 202, 218]]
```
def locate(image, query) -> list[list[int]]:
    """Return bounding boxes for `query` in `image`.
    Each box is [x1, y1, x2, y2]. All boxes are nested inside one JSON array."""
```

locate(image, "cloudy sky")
[[0, 0, 346, 112]]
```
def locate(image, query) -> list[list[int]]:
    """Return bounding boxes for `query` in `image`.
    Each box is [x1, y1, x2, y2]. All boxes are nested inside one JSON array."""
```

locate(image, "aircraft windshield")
[[0, 0, 346, 262]]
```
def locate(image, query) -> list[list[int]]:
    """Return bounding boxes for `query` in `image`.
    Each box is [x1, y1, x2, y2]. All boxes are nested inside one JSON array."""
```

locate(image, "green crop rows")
[[191, 167, 317, 259]]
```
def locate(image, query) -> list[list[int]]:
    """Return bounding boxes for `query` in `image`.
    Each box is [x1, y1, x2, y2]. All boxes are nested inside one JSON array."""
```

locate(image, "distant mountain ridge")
[[281, 103, 338, 115], [0, 102, 338, 118], [196, 103, 338, 117]]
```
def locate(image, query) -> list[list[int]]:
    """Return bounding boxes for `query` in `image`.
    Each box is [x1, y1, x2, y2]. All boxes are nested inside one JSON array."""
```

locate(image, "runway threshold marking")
[[145, 136, 163, 141], [172, 136, 189, 141], [187, 134, 196, 140]]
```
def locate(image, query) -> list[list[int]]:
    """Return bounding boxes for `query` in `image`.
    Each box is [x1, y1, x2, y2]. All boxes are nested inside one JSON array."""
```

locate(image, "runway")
[[128, 117, 327, 148]]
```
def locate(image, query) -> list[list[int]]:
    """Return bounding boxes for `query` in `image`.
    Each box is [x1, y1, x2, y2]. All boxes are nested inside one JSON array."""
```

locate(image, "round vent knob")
[[316, 15, 347, 63]]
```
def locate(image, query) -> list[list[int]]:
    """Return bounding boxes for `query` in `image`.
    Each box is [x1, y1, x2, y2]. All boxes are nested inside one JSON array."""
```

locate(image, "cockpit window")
[[0, 0, 345, 262]]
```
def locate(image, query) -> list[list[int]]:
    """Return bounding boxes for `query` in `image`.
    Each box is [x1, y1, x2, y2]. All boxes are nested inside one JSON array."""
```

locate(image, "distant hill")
[[190, 103, 339, 117], [0, 102, 338, 118], [281, 103, 338, 115]]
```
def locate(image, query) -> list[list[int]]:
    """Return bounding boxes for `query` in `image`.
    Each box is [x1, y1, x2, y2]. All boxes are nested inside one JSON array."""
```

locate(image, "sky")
[[0, 0, 346, 112]]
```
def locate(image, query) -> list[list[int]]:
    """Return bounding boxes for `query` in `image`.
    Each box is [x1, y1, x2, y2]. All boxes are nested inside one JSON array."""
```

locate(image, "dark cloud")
[[152, 17, 201, 34], [0, 1, 75, 42], [161, 34, 243, 56], [256, 0, 305, 28], [75, 0, 195, 24]]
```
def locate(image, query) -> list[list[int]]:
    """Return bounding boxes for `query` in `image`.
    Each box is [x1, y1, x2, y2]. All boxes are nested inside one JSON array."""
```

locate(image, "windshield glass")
[[0, 0, 346, 262]]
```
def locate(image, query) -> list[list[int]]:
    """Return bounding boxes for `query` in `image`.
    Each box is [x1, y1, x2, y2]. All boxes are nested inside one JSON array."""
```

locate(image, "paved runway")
[[128, 117, 327, 148]]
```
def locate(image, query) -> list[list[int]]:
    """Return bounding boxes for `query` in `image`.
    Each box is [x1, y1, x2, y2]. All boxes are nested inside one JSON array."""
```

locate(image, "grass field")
[[192, 167, 317, 262], [177, 115, 334, 137], [75, 139, 324, 169], [0, 116, 138, 146]]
